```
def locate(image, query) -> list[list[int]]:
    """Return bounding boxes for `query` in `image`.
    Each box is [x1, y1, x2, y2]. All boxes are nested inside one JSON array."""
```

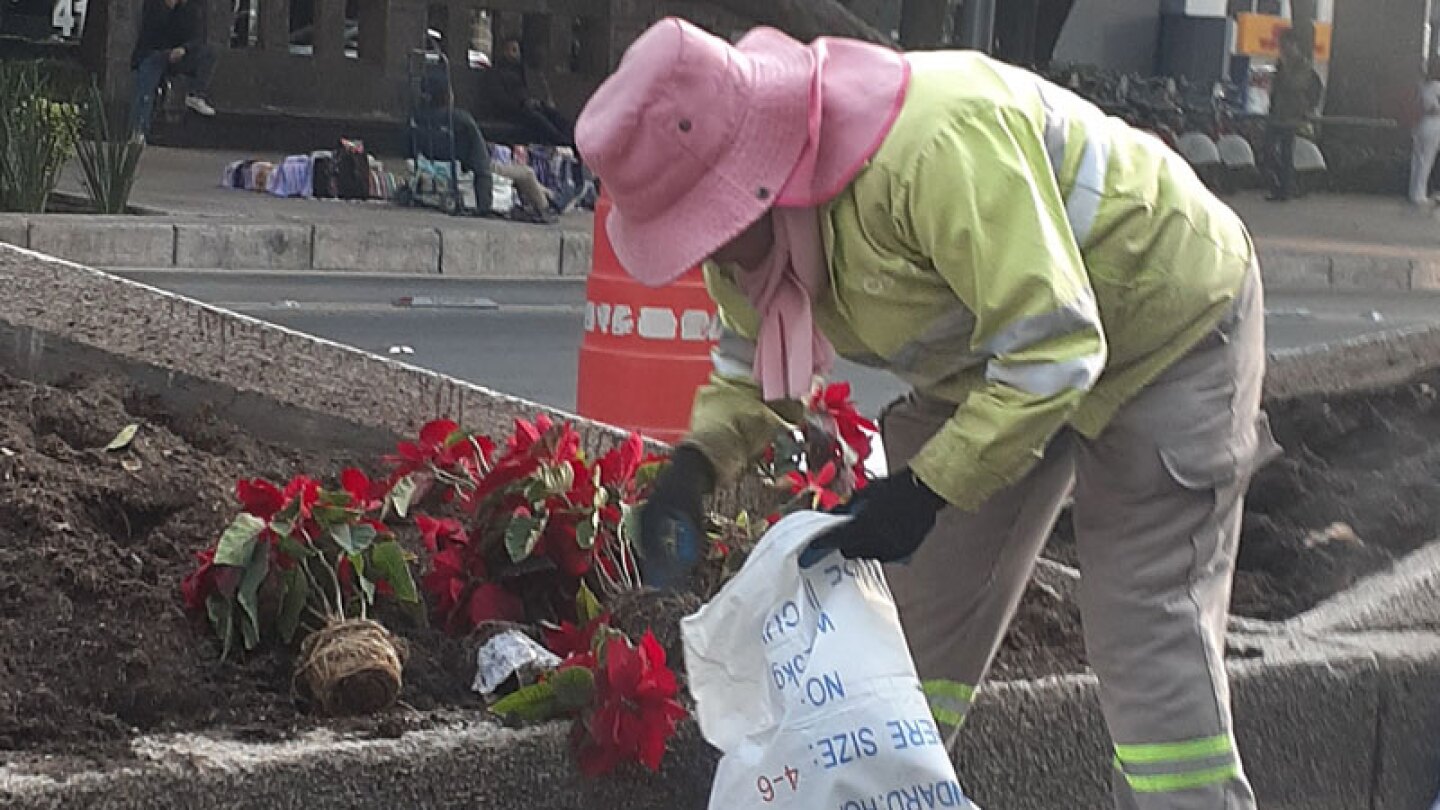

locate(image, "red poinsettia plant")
[[390, 415, 664, 636], [182, 471, 421, 659], [490, 595, 686, 776], [758, 381, 879, 521]]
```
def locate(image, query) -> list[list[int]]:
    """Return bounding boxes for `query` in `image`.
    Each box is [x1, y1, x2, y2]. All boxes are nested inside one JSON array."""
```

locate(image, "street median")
[[3, 242, 1440, 808]]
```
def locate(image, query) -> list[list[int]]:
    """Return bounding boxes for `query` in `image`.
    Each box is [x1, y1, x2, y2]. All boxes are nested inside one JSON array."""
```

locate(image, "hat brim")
[[604, 33, 815, 288]]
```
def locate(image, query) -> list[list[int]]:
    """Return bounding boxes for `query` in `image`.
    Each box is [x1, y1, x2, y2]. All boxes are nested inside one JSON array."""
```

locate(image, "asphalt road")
[[116, 270, 1440, 416]]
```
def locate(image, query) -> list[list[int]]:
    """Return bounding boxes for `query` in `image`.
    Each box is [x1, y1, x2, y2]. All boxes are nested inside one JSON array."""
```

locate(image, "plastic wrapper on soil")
[[472, 629, 560, 695]]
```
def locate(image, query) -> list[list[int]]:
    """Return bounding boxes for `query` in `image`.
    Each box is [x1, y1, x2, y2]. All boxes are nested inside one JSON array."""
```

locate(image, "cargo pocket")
[[1159, 412, 1282, 491]]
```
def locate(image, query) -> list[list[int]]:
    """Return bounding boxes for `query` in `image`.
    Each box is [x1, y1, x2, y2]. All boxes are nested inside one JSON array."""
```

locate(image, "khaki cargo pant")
[[884, 264, 1276, 810]]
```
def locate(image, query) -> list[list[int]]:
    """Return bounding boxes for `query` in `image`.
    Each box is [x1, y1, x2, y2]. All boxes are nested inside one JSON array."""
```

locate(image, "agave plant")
[[74, 85, 145, 215], [0, 62, 79, 213]]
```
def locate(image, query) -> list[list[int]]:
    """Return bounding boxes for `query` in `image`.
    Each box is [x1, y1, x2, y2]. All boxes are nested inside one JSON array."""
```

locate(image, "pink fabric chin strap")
[[735, 208, 836, 402], [732, 34, 910, 401]]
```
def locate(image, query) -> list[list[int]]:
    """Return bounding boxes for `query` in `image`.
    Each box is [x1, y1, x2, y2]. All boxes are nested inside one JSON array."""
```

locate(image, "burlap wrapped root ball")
[[294, 618, 409, 716]]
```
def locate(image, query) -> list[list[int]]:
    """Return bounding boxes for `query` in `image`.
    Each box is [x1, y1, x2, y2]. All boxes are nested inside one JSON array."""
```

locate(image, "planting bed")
[[2, 368, 1439, 760], [0, 372, 477, 760]]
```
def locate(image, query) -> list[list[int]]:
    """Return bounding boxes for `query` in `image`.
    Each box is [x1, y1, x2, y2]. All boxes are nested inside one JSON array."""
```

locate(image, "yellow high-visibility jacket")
[[687, 51, 1254, 510]]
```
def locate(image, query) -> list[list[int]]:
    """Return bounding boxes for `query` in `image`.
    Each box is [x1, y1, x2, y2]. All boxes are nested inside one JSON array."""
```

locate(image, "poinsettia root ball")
[[294, 619, 409, 716]]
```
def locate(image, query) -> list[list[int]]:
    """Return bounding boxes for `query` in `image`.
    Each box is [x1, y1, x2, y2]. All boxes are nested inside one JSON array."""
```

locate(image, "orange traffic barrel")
[[576, 191, 719, 445]]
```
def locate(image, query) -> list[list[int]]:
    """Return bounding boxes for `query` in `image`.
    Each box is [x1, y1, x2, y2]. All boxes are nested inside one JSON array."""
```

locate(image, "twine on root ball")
[[294, 618, 409, 716]]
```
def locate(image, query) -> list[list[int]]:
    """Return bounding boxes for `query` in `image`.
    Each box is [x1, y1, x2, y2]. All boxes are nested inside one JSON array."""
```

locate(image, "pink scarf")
[[735, 208, 835, 402], [731, 32, 910, 401]]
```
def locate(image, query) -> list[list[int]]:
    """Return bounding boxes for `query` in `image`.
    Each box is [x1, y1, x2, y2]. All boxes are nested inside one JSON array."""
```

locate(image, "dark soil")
[[0, 372, 477, 759], [1234, 371, 1440, 619], [4, 368, 1439, 756], [1040, 369, 1440, 645]]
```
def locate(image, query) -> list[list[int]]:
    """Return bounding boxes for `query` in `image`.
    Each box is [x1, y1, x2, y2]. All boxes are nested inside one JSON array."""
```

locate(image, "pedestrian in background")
[[1264, 28, 1322, 202], [1410, 61, 1440, 206], [130, 0, 218, 137]]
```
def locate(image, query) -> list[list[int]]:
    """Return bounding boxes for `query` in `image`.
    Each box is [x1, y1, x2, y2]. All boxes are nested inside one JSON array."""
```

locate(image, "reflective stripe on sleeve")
[[711, 328, 756, 380]]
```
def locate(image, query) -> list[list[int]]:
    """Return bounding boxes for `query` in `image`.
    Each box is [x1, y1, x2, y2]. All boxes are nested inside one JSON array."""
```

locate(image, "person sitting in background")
[[130, 0, 218, 137], [485, 37, 575, 146], [412, 70, 577, 221]]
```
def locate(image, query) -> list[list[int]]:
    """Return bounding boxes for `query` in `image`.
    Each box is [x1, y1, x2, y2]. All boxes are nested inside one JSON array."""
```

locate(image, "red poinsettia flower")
[[388, 419, 461, 475], [180, 548, 217, 611], [337, 554, 356, 597], [506, 414, 552, 455], [544, 614, 611, 660], [421, 544, 472, 616], [236, 478, 285, 520], [282, 475, 321, 520], [574, 631, 688, 776], [540, 519, 594, 578], [808, 382, 878, 460], [340, 468, 387, 512], [597, 433, 643, 489], [467, 582, 524, 626], [785, 462, 842, 511], [415, 514, 467, 552]]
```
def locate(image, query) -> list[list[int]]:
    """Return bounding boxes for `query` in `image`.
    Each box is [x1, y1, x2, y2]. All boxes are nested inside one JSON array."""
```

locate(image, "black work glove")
[[798, 468, 947, 568], [638, 446, 715, 590]]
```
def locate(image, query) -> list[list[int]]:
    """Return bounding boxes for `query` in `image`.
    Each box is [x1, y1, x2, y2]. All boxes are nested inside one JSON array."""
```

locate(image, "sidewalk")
[[0, 147, 594, 276], [3, 146, 1437, 288]]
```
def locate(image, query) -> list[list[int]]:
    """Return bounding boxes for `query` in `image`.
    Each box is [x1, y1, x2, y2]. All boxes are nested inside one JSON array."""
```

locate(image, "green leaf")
[[329, 523, 352, 553], [575, 516, 598, 550], [575, 581, 604, 624], [539, 462, 574, 496], [236, 542, 270, 651], [313, 505, 355, 527], [206, 592, 237, 661], [104, 423, 139, 451], [277, 566, 309, 643], [350, 524, 377, 554], [329, 515, 377, 553], [318, 489, 352, 507], [504, 514, 547, 564], [490, 680, 560, 724], [277, 533, 314, 561], [620, 504, 643, 557], [370, 540, 419, 604], [350, 553, 376, 605], [330, 522, 376, 555], [550, 666, 597, 713], [388, 474, 418, 518], [214, 513, 266, 567]]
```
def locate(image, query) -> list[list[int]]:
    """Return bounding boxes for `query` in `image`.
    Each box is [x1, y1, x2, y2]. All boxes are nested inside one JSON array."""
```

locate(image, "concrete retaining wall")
[[3, 243, 1440, 808], [3, 630, 1435, 809]]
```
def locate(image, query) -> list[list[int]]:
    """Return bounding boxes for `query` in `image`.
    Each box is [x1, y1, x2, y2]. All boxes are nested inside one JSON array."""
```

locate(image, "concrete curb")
[[1264, 322, 1440, 401], [7, 214, 1440, 291], [1258, 241, 1440, 293], [0, 215, 592, 277]]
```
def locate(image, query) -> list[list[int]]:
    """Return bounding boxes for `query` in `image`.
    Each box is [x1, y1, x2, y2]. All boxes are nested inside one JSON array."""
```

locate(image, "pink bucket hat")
[[576, 18, 909, 288]]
